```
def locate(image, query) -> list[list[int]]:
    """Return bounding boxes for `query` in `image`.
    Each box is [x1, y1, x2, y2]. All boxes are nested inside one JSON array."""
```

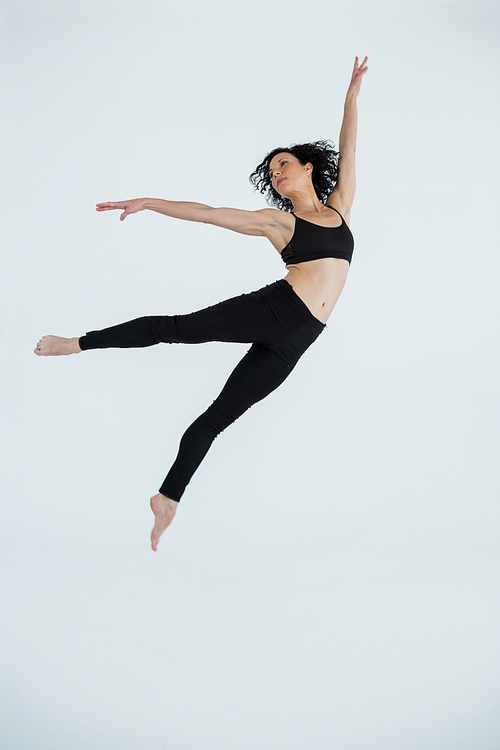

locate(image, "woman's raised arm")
[[338, 56, 368, 152], [327, 56, 368, 214]]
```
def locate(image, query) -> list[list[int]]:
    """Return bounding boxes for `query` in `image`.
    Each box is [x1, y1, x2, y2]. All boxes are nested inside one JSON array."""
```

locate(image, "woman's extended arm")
[[328, 56, 368, 213], [96, 198, 278, 237], [338, 56, 368, 151], [96, 198, 211, 222]]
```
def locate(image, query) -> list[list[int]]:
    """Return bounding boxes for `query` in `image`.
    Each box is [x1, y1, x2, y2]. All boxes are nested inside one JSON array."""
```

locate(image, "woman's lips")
[[277, 178, 285, 186]]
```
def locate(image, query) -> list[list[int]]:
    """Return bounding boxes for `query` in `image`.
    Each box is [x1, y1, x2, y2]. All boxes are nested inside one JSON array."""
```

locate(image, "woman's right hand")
[[96, 198, 148, 221], [346, 56, 368, 98]]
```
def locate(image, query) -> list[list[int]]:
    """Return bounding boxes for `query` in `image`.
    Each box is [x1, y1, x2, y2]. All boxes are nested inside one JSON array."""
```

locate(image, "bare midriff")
[[283, 257, 350, 324]]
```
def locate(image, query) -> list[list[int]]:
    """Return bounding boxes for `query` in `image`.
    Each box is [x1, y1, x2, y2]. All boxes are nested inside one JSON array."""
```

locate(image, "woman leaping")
[[34, 56, 368, 550]]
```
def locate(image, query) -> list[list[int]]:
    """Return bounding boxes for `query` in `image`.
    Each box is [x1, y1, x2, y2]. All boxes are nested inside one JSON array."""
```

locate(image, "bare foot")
[[34, 335, 81, 356], [150, 493, 178, 551]]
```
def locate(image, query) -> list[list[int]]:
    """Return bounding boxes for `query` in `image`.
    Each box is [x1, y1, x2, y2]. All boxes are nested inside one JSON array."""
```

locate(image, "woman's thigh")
[[172, 281, 309, 345]]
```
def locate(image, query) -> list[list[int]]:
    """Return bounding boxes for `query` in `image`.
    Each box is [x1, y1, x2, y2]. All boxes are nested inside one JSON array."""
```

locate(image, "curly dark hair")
[[248, 139, 340, 212]]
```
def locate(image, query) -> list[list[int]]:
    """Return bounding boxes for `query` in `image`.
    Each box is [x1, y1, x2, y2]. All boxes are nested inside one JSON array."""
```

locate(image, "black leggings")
[[79, 279, 326, 502]]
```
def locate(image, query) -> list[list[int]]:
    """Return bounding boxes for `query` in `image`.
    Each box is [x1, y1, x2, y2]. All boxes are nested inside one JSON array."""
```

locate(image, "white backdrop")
[[2, 1, 500, 748]]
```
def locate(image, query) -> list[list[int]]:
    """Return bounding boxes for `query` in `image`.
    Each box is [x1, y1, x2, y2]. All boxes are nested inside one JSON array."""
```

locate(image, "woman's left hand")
[[347, 56, 368, 97]]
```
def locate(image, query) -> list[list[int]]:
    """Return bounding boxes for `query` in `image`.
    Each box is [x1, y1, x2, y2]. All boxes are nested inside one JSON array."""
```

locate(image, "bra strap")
[[326, 205, 342, 217]]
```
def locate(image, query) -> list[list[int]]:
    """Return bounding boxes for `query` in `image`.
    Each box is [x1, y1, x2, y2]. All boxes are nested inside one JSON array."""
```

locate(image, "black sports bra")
[[280, 205, 354, 265]]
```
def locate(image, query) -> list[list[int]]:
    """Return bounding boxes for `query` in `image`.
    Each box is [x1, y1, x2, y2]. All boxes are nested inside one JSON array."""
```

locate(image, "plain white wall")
[[1, 1, 500, 748]]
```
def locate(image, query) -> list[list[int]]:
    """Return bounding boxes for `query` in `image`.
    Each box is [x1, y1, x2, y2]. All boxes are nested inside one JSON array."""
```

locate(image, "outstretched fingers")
[[96, 198, 146, 221], [96, 202, 124, 211], [96, 201, 130, 221], [348, 56, 368, 96], [354, 55, 368, 72]]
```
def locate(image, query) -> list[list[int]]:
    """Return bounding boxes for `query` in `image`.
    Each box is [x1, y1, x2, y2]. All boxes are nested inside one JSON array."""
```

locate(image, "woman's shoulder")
[[257, 207, 294, 231]]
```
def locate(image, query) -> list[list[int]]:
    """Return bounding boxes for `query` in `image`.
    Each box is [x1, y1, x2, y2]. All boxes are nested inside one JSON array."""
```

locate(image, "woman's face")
[[268, 152, 312, 195]]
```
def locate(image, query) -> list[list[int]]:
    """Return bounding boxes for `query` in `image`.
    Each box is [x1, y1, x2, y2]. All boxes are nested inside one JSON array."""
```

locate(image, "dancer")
[[35, 56, 368, 550]]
